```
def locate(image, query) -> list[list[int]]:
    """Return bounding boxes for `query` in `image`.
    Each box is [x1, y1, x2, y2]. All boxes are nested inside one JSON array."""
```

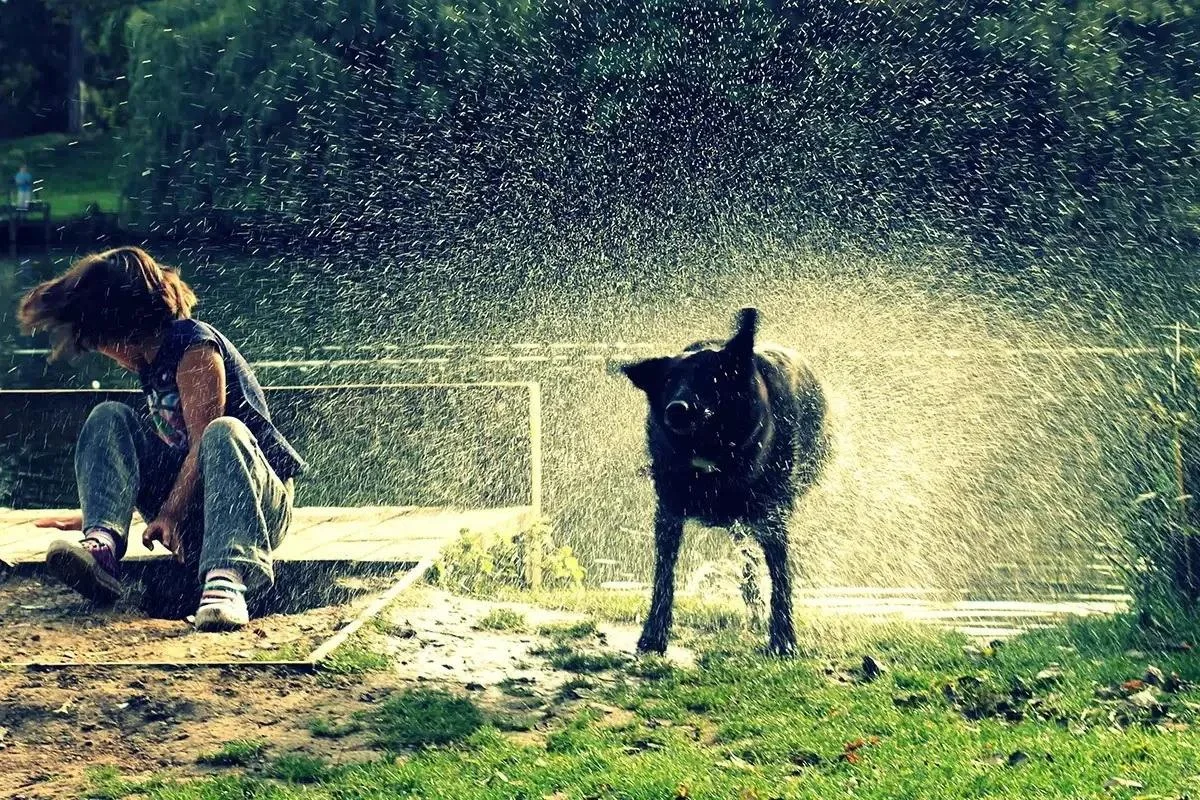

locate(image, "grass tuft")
[[309, 717, 363, 739], [269, 752, 330, 784], [319, 636, 392, 675], [196, 739, 268, 767], [477, 608, 528, 632], [370, 689, 484, 749], [538, 619, 599, 640]]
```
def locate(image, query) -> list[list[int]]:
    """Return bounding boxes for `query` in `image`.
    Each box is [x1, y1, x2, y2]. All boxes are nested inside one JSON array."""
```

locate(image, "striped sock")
[[83, 527, 117, 553]]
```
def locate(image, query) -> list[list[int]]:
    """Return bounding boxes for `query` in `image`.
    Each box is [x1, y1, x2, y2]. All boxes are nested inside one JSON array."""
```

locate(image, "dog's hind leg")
[[732, 524, 766, 632], [638, 506, 685, 654], [754, 515, 797, 657]]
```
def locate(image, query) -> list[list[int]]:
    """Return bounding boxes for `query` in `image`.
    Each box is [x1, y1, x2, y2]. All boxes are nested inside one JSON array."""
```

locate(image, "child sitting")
[[18, 246, 307, 630]]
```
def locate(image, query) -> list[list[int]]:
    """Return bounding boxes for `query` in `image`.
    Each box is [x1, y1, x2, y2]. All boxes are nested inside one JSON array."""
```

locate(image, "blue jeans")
[[76, 401, 293, 591]]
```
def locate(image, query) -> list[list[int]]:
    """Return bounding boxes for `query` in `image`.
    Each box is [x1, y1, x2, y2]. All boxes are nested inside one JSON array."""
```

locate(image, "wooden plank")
[[305, 555, 438, 663], [0, 508, 406, 543], [293, 538, 445, 563], [526, 381, 543, 588], [0, 516, 334, 565], [0, 511, 68, 539], [270, 508, 440, 560], [0, 506, 532, 566], [276, 507, 529, 561], [283, 507, 412, 537], [274, 523, 413, 560]]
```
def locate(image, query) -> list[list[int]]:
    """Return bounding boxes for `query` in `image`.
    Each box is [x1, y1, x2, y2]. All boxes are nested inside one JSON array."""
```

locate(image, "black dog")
[[620, 307, 830, 656]]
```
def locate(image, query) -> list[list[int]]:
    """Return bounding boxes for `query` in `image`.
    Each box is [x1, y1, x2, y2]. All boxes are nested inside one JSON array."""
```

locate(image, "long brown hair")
[[17, 246, 197, 360]]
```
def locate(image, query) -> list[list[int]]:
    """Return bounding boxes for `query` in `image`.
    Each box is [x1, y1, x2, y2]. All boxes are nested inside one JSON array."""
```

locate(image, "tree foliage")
[[98, 0, 1200, 243]]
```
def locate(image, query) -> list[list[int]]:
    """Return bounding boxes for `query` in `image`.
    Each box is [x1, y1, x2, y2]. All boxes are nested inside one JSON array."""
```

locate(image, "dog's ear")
[[726, 306, 759, 357], [619, 356, 672, 397]]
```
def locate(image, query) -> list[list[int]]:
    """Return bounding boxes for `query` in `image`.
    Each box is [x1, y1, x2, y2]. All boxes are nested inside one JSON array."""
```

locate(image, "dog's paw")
[[765, 638, 797, 659], [637, 633, 668, 655]]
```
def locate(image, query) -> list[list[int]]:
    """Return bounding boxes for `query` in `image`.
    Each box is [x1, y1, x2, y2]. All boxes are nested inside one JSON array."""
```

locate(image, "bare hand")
[[143, 517, 185, 563], [35, 514, 83, 531]]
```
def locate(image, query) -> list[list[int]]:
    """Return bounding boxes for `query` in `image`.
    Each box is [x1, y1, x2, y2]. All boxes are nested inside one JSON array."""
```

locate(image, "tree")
[[42, 0, 143, 133], [0, 0, 69, 137]]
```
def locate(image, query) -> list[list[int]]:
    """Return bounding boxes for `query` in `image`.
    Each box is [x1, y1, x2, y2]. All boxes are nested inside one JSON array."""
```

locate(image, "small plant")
[[371, 689, 484, 749], [371, 615, 417, 638], [309, 717, 363, 738], [477, 608, 528, 631], [197, 739, 268, 767], [550, 649, 630, 673], [84, 768, 170, 799], [431, 516, 585, 594], [270, 753, 330, 783], [1123, 366, 1200, 623], [527, 517, 587, 589]]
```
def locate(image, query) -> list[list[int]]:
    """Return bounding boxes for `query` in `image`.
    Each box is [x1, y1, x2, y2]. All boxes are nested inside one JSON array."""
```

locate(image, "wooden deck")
[[0, 505, 535, 568], [2, 201, 52, 256]]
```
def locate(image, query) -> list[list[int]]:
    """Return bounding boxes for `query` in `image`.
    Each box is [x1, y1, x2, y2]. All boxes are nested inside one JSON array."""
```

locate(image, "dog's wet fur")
[[620, 307, 830, 656]]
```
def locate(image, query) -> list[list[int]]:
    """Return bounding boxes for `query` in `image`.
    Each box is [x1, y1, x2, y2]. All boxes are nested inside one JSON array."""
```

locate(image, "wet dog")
[[620, 307, 829, 656]]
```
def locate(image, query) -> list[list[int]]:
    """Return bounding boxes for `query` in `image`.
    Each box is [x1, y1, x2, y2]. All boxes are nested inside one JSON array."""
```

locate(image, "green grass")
[[531, 620, 629, 673], [495, 587, 746, 634], [269, 753, 331, 784], [308, 717, 364, 739], [86, 608, 1200, 799], [0, 131, 123, 219], [251, 642, 306, 662], [557, 676, 597, 702], [196, 739, 268, 767], [537, 619, 600, 640], [83, 766, 135, 800], [317, 636, 392, 675], [370, 688, 486, 750], [489, 711, 543, 732], [534, 642, 630, 674]]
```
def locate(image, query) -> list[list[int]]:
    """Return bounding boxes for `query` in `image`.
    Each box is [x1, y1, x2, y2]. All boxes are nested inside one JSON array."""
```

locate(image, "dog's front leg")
[[755, 515, 797, 657], [638, 506, 685, 654]]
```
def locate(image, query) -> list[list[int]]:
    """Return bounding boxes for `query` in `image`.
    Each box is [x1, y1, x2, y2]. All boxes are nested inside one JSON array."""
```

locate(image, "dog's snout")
[[664, 400, 696, 433]]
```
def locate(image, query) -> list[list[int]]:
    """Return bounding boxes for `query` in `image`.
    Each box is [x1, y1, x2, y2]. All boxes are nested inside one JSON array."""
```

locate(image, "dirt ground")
[[0, 579, 688, 799], [0, 564, 404, 665]]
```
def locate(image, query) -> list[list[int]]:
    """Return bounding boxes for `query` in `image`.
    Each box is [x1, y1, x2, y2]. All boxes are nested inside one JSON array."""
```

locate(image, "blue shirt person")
[[14, 165, 33, 210]]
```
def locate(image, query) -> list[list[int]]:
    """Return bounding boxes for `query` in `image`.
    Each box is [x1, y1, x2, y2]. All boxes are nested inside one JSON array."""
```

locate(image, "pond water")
[[2, 239, 1197, 629]]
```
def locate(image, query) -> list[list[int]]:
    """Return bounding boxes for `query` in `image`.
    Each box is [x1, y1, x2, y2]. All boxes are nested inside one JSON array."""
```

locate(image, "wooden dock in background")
[[2, 201, 51, 256], [0, 505, 534, 568]]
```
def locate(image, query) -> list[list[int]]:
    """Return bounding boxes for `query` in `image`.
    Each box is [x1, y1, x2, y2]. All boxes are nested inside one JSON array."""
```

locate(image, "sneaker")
[[194, 578, 249, 632], [45, 537, 122, 605]]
